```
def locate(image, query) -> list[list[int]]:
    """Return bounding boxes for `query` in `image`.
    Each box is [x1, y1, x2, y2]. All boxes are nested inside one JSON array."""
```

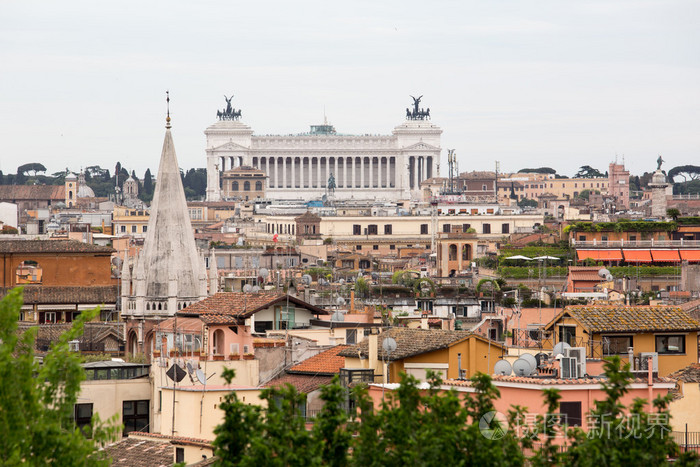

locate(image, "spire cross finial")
[[166, 90, 171, 129]]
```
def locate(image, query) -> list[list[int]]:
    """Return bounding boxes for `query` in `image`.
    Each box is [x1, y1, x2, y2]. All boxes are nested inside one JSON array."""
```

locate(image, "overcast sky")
[[1, 0, 698, 179]]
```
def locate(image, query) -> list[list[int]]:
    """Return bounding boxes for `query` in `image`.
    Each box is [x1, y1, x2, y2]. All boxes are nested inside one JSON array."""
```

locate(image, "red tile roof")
[[103, 437, 173, 467], [289, 345, 349, 375], [264, 373, 333, 393], [180, 292, 330, 320], [443, 374, 675, 387], [338, 328, 502, 361], [0, 185, 65, 201], [0, 239, 114, 254], [551, 305, 700, 333], [568, 266, 604, 282]]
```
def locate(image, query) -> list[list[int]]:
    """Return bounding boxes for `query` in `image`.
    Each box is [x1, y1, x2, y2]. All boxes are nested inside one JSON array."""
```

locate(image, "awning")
[[576, 249, 623, 261], [679, 250, 700, 262], [623, 250, 653, 263], [650, 250, 680, 262]]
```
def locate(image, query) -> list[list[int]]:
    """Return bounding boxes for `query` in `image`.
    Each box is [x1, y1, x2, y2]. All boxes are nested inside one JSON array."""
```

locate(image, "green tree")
[[564, 357, 695, 466], [17, 162, 47, 177], [518, 198, 538, 208], [574, 165, 604, 178], [668, 165, 700, 183], [667, 208, 681, 221], [0, 288, 119, 465], [518, 167, 557, 174], [354, 277, 369, 298], [142, 168, 154, 200]]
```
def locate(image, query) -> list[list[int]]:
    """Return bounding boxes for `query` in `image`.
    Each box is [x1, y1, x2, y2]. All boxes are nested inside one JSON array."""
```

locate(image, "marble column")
[[299, 157, 304, 189], [290, 158, 296, 188], [282, 158, 287, 188]]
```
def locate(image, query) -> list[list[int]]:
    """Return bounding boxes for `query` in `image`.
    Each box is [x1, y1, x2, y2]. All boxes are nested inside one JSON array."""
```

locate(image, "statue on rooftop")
[[656, 155, 665, 170], [218, 94, 242, 121]]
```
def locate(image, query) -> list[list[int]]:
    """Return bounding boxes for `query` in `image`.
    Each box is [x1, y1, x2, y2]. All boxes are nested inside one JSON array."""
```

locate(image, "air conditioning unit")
[[565, 347, 587, 377], [68, 340, 80, 352], [560, 357, 577, 379], [638, 352, 659, 373]]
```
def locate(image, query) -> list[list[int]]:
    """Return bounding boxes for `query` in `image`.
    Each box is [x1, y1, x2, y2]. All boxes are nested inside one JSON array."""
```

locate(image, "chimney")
[[421, 312, 429, 330], [350, 289, 355, 313]]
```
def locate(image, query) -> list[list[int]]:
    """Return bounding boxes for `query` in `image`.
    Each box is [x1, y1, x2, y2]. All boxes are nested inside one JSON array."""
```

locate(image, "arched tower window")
[[448, 244, 457, 261]]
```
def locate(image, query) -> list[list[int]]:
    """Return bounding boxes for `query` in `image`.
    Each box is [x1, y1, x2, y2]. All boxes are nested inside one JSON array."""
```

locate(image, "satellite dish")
[[237, 238, 245, 246], [331, 311, 345, 322], [259, 268, 269, 279], [302, 274, 312, 285], [494, 360, 512, 376], [520, 353, 537, 371], [186, 361, 194, 374], [598, 268, 611, 278], [195, 369, 206, 385], [111, 257, 123, 268], [553, 341, 571, 357], [339, 279, 345, 285], [382, 337, 397, 354], [605, 274, 613, 281], [243, 284, 253, 293], [319, 278, 328, 286], [336, 296, 345, 305], [251, 285, 261, 293], [513, 358, 533, 377]]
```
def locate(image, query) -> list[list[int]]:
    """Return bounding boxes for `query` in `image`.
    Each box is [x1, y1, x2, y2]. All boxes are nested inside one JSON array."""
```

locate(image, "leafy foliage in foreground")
[[0, 288, 120, 465], [214, 357, 698, 466]]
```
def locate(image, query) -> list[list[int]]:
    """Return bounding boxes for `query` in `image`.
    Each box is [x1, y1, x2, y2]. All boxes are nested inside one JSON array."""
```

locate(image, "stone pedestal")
[[648, 169, 669, 218]]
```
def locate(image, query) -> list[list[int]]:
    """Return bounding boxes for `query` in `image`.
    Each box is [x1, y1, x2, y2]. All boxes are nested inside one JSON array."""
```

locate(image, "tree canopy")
[[517, 167, 557, 174], [668, 165, 700, 183], [0, 288, 119, 465], [213, 357, 697, 466], [17, 163, 47, 176], [574, 165, 605, 178]]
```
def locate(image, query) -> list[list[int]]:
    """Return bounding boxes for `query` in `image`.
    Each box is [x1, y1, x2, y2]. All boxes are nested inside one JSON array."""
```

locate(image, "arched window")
[[146, 303, 150, 311], [232, 181, 239, 191], [16, 260, 42, 284], [213, 329, 225, 355], [448, 244, 457, 261], [462, 244, 471, 261], [255, 181, 263, 191], [68, 190, 73, 200], [244, 181, 251, 191]]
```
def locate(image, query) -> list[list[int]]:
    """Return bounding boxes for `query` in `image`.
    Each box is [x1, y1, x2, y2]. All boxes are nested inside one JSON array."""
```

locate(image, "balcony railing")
[[510, 329, 604, 358], [572, 239, 700, 248]]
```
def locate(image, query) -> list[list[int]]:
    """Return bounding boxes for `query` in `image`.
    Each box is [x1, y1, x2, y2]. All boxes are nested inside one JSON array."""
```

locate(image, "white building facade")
[[205, 111, 442, 202]]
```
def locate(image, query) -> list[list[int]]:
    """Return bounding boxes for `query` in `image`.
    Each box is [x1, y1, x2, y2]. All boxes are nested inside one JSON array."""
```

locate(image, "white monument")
[[205, 95, 442, 202]]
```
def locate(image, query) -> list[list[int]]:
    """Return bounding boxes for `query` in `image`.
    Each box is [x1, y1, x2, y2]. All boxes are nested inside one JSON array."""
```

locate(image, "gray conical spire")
[[136, 118, 205, 305]]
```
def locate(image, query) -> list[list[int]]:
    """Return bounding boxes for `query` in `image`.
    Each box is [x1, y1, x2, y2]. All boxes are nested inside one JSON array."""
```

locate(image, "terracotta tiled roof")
[[264, 373, 333, 393], [0, 185, 65, 201], [668, 363, 700, 383], [338, 328, 496, 361], [6, 285, 118, 304], [103, 437, 173, 467], [0, 239, 114, 254], [289, 345, 350, 375], [568, 266, 604, 282], [179, 292, 330, 320], [552, 305, 700, 333], [443, 374, 675, 387], [129, 432, 212, 447]]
